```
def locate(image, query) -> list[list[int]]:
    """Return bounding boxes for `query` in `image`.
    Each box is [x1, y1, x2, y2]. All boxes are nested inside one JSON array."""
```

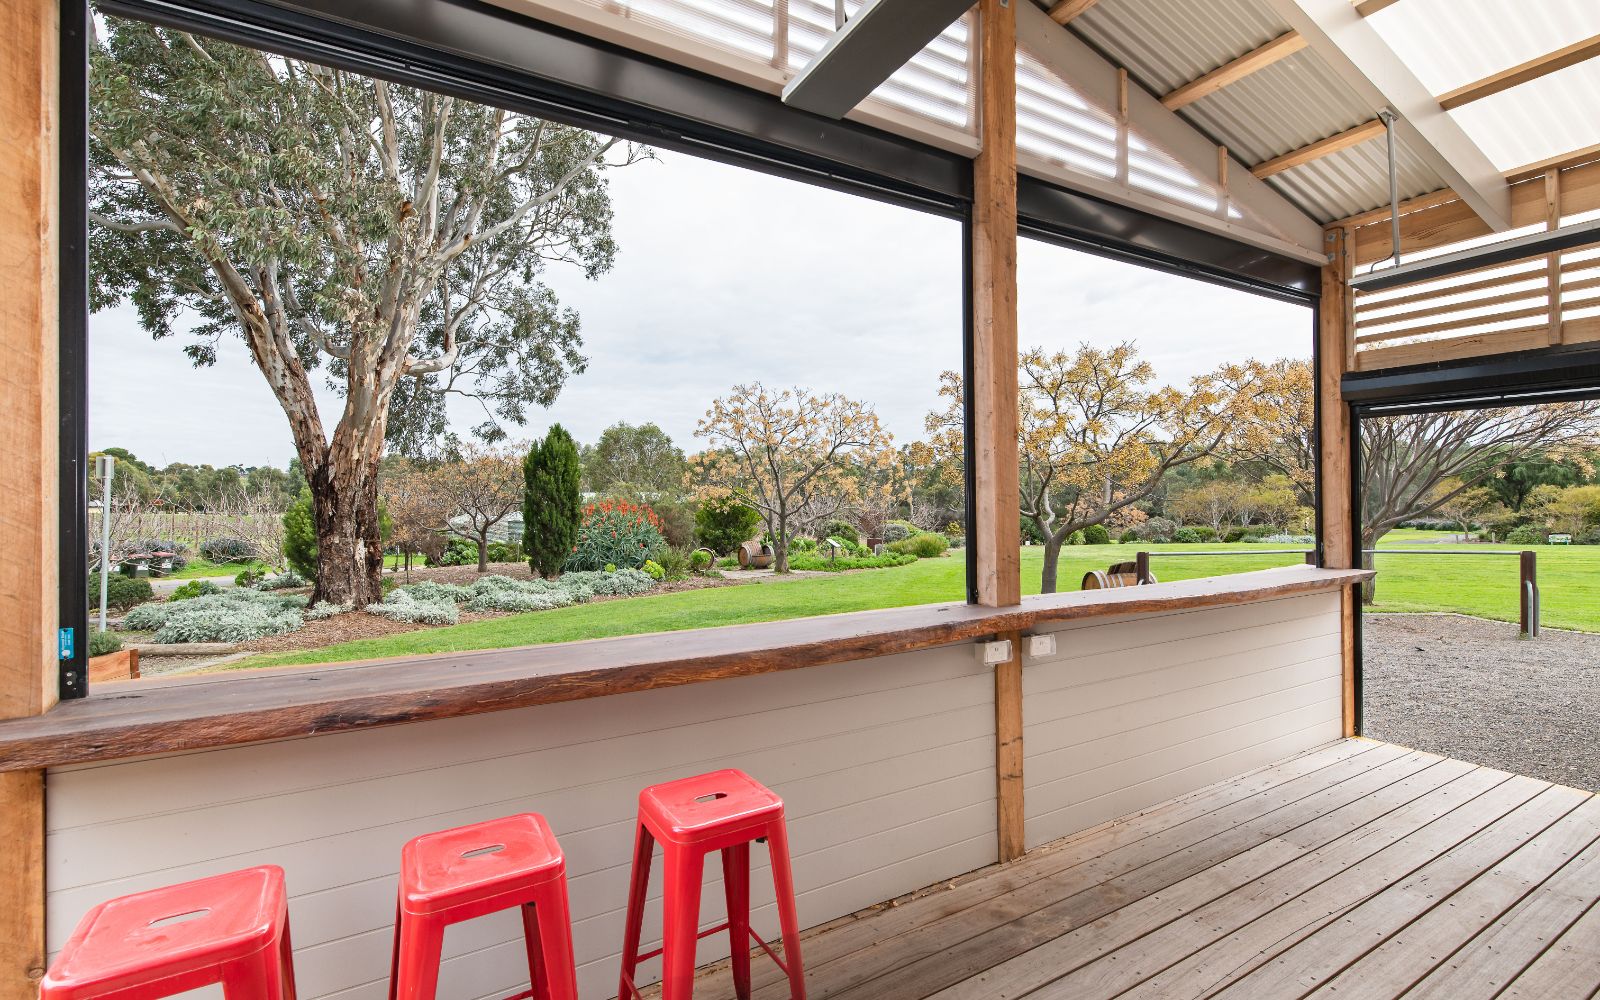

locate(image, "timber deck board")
[[682, 738, 1600, 1000]]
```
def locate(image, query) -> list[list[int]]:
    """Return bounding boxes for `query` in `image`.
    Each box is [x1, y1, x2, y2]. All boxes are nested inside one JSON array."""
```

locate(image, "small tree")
[[382, 462, 449, 577], [1167, 481, 1247, 537], [694, 493, 763, 554], [581, 422, 687, 497], [523, 425, 581, 577], [437, 445, 524, 572], [695, 384, 894, 573], [282, 489, 318, 578]]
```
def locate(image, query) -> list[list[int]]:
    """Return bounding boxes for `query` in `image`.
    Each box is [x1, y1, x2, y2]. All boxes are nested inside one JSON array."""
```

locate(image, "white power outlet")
[[975, 639, 1013, 666], [1026, 633, 1057, 659]]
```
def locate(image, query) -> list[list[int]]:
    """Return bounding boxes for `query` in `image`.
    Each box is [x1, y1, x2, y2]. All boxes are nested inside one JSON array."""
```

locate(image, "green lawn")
[[243, 544, 1312, 668], [161, 558, 264, 580], [239, 532, 1597, 669]]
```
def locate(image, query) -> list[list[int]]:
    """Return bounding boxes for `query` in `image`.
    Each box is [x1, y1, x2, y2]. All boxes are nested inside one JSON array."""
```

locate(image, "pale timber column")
[[1, 1, 61, 996], [973, 0, 1025, 862], [1318, 227, 1358, 737]]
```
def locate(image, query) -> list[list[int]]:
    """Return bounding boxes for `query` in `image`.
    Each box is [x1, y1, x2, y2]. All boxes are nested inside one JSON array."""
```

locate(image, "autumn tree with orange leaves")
[[695, 384, 895, 573], [931, 343, 1254, 593]]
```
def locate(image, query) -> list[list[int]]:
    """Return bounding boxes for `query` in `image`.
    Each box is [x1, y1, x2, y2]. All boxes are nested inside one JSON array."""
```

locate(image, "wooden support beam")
[[994, 630, 1024, 862], [1047, 0, 1101, 25], [1506, 142, 1600, 184], [1318, 227, 1359, 734], [1, 1, 59, 996], [1352, 0, 1401, 15], [972, 0, 1021, 609], [1251, 118, 1386, 179], [1161, 31, 1307, 111], [1437, 34, 1600, 112]]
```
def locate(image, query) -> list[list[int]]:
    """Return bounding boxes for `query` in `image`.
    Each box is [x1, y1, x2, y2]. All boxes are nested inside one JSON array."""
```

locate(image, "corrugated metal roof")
[[1067, 0, 1450, 224]]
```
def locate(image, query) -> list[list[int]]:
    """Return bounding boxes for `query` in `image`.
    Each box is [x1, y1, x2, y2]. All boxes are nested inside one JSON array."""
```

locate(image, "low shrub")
[[689, 549, 714, 572], [1083, 524, 1111, 545], [199, 536, 257, 564], [366, 589, 459, 625], [788, 536, 818, 554], [1223, 525, 1277, 543], [822, 519, 860, 545], [695, 495, 762, 554], [787, 552, 917, 572], [561, 568, 656, 597], [140, 590, 306, 643], [235, 567, 265, 588], [887, 532, 949, 558], [655, 547, 692, 581], [567, 499, 668, 571], [1172, 527, 1206, 544], [437, 537, 479, 567], [305, 601, 350, 621], [1505, 524, 1545, 545], [91, 574, 153, 611], [486, 540, 523, 563], [402, 580, 472, 604], [170, 579, 223, 601], [1067, 530, 1086, 545], [88, 629, 122, 657], [883, 521, 917, 543], [1251, 533, 1315, 544], [1118, 530, 1138, 544], [641, 559, 665, 581], [1133, 517, 1177, 543], [463, 586, 575, 613], [255, 570, 305, 590]]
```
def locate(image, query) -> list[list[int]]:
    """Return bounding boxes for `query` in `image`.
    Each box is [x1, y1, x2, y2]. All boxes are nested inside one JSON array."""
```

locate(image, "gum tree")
[[88, 18, 643, 604]]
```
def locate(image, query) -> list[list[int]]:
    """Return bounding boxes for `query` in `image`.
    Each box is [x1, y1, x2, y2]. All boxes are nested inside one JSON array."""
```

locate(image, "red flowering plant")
[[564, 498, 667, 571]]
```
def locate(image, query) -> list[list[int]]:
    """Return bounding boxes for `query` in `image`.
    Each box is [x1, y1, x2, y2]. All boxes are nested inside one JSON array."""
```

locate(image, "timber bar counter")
[[0, 567, 1367, 1000]]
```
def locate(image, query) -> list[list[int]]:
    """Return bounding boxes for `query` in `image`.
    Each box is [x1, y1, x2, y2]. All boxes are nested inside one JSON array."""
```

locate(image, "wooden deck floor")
[[694, 738, 1600, 1000]]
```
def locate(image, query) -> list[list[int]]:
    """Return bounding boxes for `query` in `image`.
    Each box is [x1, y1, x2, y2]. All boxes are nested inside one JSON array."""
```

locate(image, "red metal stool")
[[42, 865, 295, 1000], [390, 813, 577, 1000], [617, 769, 805, 1000]]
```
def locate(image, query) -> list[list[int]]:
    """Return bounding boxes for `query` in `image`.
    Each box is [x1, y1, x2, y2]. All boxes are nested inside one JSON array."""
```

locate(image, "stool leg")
[[393, 913, 447, 1000], [721, 844, 752, 1000], [617, 823, 656, 999], [521, 903, 550, 1000], [765, 823, 806, 1000], [279, 919, 300, 1000], [221, 939, 287, 1000], [660, 848, 705, 1000], [530, 881, 579, 1000], [388, 903, 403, 1000]]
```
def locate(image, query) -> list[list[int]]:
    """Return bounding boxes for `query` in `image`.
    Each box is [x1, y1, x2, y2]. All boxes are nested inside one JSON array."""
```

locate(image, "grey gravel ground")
[[1363, 614, 1600, 792]]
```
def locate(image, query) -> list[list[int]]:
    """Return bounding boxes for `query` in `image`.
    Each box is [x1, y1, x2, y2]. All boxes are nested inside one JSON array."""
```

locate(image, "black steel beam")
[[1343, 342, 1600, 412], [782, 0, 973, 119]]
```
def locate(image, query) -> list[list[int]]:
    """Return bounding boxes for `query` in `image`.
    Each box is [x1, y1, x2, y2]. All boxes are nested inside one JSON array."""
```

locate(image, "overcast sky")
[[89, 148, 1309, 470]]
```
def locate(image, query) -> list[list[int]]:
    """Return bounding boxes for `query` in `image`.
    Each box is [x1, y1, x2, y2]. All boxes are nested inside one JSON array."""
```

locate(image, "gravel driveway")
[[1363, 614, 1600, 791]]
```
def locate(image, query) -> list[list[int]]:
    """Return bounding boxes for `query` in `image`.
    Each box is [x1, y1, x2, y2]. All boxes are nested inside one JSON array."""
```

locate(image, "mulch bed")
[[1363, 613, 1600, 792]]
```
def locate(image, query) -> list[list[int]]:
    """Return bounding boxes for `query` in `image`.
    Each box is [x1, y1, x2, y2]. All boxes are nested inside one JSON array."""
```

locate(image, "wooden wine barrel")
[[737, 540, 774, 569], [1081, 561, 1156, 590]]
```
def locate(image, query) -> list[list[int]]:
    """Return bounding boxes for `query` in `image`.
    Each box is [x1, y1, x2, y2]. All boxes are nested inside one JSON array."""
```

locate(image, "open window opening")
[[80, 7, 967, 681], [1355, 394, 1600, 792], [1009, 232, 1316, 598]]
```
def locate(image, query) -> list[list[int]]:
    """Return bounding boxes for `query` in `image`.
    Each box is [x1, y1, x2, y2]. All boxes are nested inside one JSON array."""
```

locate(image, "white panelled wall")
[[43, 592, 1343, 1000], [1022, 592, 1345, 849]]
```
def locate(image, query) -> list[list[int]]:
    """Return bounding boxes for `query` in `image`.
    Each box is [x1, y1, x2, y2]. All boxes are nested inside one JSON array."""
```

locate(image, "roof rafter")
[[1047, 0, 1102, 25], [1250, 118, 1386, 179], [1352, 0, 1401, 16], [1437, 34, 1600, 111], [1161, 30, 1307, 111], [1265, 0, 1512, 230]]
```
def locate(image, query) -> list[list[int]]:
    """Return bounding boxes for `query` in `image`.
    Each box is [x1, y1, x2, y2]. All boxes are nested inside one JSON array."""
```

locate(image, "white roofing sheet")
[[1367, 0, 1600, 173]]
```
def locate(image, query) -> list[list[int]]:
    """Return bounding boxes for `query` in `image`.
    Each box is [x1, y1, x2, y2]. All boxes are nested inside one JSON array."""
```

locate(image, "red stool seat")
[[390, 813, 577, 1000], [639, 770, 784, 845], [43, 866, 295, 1000], [619, 770, 806, 1000]]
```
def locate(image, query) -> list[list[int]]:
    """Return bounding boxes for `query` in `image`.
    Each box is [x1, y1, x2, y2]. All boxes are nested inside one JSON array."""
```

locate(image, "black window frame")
[[60, 0, 1321, 697]]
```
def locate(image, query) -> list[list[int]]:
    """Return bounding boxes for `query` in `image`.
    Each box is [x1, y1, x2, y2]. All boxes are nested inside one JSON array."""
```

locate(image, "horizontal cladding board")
[[46, 644, 997, 1000], [1020, 593, 1343, 849]]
